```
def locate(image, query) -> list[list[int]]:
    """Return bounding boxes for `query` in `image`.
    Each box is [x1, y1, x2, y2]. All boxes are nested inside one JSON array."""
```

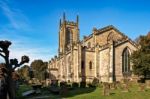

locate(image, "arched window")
[[122, 48, 130, 74], [89, 61, 92, 69]]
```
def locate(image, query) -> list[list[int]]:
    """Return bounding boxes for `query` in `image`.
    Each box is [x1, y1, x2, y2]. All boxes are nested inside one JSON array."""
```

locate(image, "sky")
[[0, 0, 150, 64]]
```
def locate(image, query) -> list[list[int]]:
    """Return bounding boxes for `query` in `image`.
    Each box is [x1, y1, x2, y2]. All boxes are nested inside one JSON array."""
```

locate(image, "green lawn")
[[16, 84, 32, 99], [17, 84, 150, 99], [66, 86, 150, 99]]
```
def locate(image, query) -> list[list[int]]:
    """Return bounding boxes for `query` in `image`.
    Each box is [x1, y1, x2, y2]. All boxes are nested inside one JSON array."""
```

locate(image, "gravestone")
[[110, 82, 117, 90], [138, 83, 145, 91], [145, 80, 150, 89], [103, 82, 110, 96], [115, 81, 121, 89], [121, 83, 129, 92], [121, 77, 130, 92]]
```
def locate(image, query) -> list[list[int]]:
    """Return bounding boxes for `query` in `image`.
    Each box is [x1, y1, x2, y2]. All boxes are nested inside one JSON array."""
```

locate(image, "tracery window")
[[122, 48, 130, 74]]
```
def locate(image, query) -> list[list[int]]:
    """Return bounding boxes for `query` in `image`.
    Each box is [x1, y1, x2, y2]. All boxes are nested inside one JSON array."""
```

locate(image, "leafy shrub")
[[72, 82, 79, 88], [80, 81, 86, 88], [67, 84, 71, 88], [60, 81, 67, 87], [50, 80, 58, 87]]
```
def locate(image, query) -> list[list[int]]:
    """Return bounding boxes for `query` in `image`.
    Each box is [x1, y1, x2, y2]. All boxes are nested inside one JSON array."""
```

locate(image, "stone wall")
[[84, 50, 95, 82], [99, 48, 110, 82]]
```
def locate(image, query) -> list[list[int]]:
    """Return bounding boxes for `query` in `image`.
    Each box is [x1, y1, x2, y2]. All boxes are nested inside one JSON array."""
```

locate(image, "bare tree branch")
[[0, 49, 3, 52], [0, 53, 5, 58], [12, 64, 20, 70]]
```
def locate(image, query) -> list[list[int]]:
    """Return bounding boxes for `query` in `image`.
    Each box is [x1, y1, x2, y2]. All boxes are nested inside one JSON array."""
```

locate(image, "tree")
[[30, 60, 48, 81], [17, 65, 30, 81], [131, 33, 150, 78], [0, 40, 29, 99]]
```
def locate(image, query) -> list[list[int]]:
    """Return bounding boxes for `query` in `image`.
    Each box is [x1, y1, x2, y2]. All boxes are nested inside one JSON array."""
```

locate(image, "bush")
[[50, 80, 58, 87], [60, 81, 67, 87], [72, 82, 79, 88], [80, 81, 86, 88], [138, 78, 145, 83], [67, 84, 71, 88]]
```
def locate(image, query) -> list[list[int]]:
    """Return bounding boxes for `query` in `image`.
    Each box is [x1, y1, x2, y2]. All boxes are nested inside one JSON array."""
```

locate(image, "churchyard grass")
[[17, 83, 150, 99]]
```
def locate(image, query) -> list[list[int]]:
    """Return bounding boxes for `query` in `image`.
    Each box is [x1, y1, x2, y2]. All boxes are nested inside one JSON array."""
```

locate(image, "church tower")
[[58, 13, 80, 55]]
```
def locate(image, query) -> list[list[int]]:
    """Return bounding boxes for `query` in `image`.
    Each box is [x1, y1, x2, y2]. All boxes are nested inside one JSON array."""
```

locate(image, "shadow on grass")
[[62, 87, 96, 98], [17, 83, 97, 99]]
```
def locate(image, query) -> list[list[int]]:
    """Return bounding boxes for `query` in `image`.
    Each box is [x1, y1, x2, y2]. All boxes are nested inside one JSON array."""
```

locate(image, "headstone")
[[145, 80, 150, 89], [110, 82, 116, 90], [121, 83, 129, 92], [121, 77, 130, 92], [138, 83, 145, 91], [115, 81, 121, 89], [103, 82, 110, 96]]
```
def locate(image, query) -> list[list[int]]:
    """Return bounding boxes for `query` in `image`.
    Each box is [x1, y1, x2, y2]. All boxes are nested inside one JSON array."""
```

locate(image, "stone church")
[[48, 14, 138, 83]]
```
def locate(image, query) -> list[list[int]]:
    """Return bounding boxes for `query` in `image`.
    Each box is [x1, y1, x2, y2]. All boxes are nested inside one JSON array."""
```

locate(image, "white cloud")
[[0, 0, 31, 31], [11, 40, 56, 63], [0, 37, 57, 65]]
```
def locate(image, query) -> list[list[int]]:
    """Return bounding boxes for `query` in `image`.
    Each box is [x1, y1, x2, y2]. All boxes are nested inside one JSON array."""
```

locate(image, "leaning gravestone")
[[103, 82, 110, 96]]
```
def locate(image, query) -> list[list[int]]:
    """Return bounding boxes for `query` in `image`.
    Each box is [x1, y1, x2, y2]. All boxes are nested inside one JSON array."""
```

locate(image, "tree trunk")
[[0, 77, 7, 99], [5, 56, 16, 99], [7, 74, 16, 99]]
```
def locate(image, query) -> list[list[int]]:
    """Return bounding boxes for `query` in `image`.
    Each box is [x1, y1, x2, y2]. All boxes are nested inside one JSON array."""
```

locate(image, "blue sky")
[[0, 0, 150, 64]]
